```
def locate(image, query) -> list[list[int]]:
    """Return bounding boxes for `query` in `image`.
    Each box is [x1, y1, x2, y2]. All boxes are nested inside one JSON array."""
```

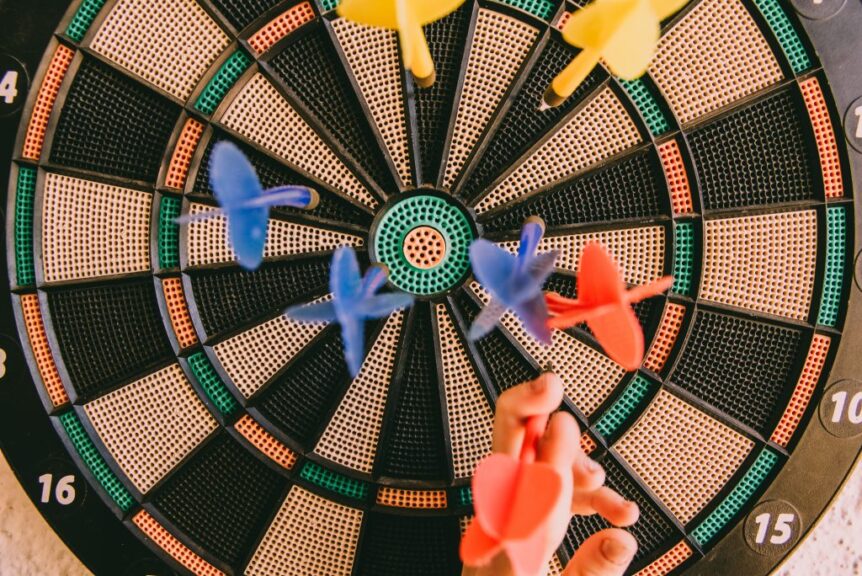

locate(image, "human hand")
[[462, 373, 640, 576]]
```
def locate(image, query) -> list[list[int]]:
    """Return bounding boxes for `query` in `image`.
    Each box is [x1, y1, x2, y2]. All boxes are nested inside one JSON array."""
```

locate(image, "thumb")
[[562, 529, 637, 576]]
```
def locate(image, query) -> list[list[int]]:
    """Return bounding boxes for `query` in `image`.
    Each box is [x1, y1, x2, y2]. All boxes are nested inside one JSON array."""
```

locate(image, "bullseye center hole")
[[403, 226, 446, 270]]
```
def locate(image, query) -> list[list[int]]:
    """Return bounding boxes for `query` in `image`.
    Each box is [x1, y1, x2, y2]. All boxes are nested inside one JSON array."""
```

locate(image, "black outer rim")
[[0, 1, 860, 575]]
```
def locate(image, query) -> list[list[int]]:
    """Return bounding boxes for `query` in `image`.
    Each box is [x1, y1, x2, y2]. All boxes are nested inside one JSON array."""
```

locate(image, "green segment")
[[672, 222, 695, 296], [619, 79, 671, 136], [14, 167, 37, 286], [374, 195, 474, 295], [188, 352, 240, 417], [65, 0, 108, 42], [194, 51, 253, 115], [818, 207, 847, 327], [320, 0, 341, 11], [498, 0, 557, 20], [595, 375, 655, 438], [300, 462, 368, 500], [692, 449, 779, 546], [59, 411, 135, 511], [158, 196, 181, 269], [753, 0, 812, 74], [459, 486, 473, 507]]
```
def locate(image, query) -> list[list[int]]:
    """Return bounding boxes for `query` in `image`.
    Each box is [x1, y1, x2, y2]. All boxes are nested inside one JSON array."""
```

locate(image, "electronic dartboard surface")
[[1, 0, 862, 574]]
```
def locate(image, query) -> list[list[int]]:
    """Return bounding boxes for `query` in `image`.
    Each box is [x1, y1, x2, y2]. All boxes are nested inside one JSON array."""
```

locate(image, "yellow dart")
[[338, 0, 467, 88], [541, 0, 688, 110]]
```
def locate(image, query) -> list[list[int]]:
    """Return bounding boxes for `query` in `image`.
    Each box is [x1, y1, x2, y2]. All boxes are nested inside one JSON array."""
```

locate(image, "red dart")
[[545, 243, 673, 371], [461, 414, 565, 576]]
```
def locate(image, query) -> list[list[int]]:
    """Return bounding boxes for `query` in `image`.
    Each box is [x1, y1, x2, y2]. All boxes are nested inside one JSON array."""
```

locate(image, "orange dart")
[[461, 414, 565, 576], [545, 243, 673, 371]]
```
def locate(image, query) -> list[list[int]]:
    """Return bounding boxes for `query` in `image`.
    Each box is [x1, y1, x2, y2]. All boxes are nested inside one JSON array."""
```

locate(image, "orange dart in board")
[[545, 244, 673, 371]]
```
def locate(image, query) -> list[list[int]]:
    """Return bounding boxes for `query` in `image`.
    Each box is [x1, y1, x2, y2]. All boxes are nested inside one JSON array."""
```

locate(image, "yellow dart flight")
[[542, 0, 688, 109], [338, 0, 467, 88]]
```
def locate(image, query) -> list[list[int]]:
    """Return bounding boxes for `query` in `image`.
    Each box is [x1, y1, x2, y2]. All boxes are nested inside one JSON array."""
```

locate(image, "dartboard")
[[1, 0, 861, 574]]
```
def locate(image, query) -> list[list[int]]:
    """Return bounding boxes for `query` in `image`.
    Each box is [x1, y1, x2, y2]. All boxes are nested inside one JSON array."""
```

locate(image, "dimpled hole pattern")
[[188, 351, 240, 417], [595, 375, 656, 439], [65, 0, 108, 42], [20, 294, 68, 407], [158, 196, 181, 269], [165, 118, 204, 190], [672, 222, 694, 295], [644, 302, 686, 373], [436, 304, 493, 479], [14, 167, 37, 286], [331, 18, 412, 187], [376, 487, 447, 509], [59, 411, 135, 511], [478, 88, 640, 213], [132, 510, 225, 576], [220, 74, 376, 208], [753, 0, 811, 74], [41, 173, 152, 283], [194, 50, 253, 116], [213, 295, 331, 398], [161, 278, 198, 350], [498, 0, 557, 19], [615, 390, 753, 524], [374, 196, 474, 295], [248, 2, 315, 54], [819, 206, 847, 327], [800, 77, 844, 199], [210, 0, 281, 30], [300, 461, 369, 500], [443, 9, 539, 188], [469, 283, 625, 416], [702, 210, 817, 321], [234, 414, 297, 470], [658, 140, 693, 215], [90, 0, 230, 101], [22, 45, 74, 161], [245, 486, 363, 576], [633, 541, 693, 576], [691, 448, 779, 546], [649, 0, 783, 125], [315, 311, 404, 473], [185, 202, 363, 267], [771, 335, 830, 447], [619, 78, 671, 136], [83, 364, 217, 494]]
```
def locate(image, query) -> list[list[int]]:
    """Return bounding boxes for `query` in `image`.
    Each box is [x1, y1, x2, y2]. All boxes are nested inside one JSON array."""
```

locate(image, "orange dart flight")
[[545, 244, 673, 370], [461, 415, 566, 576], [337, 0, 467, 87]]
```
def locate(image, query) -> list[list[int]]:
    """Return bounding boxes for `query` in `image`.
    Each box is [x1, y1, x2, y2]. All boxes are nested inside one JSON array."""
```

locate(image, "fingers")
[[536, 411, 581, 468], [562, 529, 637, 576], [570, 487, 640, 527], [492, 373, 564, 458]]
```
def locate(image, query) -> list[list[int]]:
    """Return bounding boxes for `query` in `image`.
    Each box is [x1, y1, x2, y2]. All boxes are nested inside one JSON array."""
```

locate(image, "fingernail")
[[585, 458, 600, 472], [530, 374, 548, 394], [601, 538, 634, 565]]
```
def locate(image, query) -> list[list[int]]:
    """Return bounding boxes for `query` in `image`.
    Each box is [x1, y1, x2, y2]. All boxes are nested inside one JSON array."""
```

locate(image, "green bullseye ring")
[[372, 194, 476, 296]]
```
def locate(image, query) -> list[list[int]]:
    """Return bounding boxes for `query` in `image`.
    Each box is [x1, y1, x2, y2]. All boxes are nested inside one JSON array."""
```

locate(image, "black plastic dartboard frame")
[[0, 0, 861, 575]]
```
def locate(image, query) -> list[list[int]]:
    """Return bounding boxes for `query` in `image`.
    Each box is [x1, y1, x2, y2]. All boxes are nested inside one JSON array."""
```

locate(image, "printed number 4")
[[754, 512, 795, 545], [0, 70, 18, 105], [38, 473, 76, 505]]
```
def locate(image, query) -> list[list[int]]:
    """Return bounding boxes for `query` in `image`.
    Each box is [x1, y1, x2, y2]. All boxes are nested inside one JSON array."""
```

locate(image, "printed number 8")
[[0, 348, 7, 379]]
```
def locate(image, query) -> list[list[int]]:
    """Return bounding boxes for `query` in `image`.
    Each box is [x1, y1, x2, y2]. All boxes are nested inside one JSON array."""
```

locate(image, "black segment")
[[481, 149, 665, 232], [416, 5, 472, 185], [253, 328, 351, 447], [687, 87, 818, 211], [46, 279, 173, 400], [670, 310, 803, 435], [193, 132, 372, 226], [188, 257, 331, 337], [378, 305, 449, 480], [50, 57, 179, 183], [462, 38, 607, 201], [210, 0, 280, 30], [355, 513, 461, 576], [150, 432, 286, 569], [267, 23, 397, 192], [564, 457, 678, 563], [452, 290, 539, 394]]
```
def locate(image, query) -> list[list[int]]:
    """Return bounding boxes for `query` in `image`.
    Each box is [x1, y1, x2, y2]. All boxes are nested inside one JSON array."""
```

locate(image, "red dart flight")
[[545, 243, 673, 371]]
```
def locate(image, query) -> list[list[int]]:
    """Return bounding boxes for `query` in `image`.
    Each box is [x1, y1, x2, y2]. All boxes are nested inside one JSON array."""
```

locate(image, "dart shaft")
[[543, 47, 600, 109]]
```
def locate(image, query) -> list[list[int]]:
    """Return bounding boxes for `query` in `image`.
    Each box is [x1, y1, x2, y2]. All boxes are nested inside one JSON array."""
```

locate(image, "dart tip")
[[539, 86, 565, 111], [414, 70, 436, 89], [306, 188, 320, 210], [524, 215, 546, 234]]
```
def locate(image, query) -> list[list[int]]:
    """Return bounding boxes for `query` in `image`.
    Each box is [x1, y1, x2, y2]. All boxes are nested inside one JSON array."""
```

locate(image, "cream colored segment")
[[479, 87, 640, 212], [245, 485, 363, 576], [469, 283, 625, 416], [615, 389, 753, 524], [497, 225, 666, 287], [442, 9, 538, 189], [649, 0, 783, 124], [331, 19, 412, 187], [90, 0, 229, 101], [313, 311, 404, 473], [83, 364, 217, 494], [41, 173, 151, 283], [702, 211, 817, 321], [220, 74, 377, 208], [436, 304, 493, 479], [213, 296, 332, 398], [185, 203, 364, 267]]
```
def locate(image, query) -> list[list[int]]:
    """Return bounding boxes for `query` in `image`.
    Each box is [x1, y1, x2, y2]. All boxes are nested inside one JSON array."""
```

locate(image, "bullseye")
[[403, 226, 447, 269]]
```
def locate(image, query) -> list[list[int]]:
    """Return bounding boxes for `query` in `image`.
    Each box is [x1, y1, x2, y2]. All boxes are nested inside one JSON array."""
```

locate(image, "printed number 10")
[[831, 390, 862, 424]]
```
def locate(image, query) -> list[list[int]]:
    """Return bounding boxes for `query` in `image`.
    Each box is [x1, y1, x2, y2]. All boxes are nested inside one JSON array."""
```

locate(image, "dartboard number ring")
[[820, 380, 862, 438], [33, 458, 88, 516], [791, 0, 847, 20], [745, 501, 803, 556]]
